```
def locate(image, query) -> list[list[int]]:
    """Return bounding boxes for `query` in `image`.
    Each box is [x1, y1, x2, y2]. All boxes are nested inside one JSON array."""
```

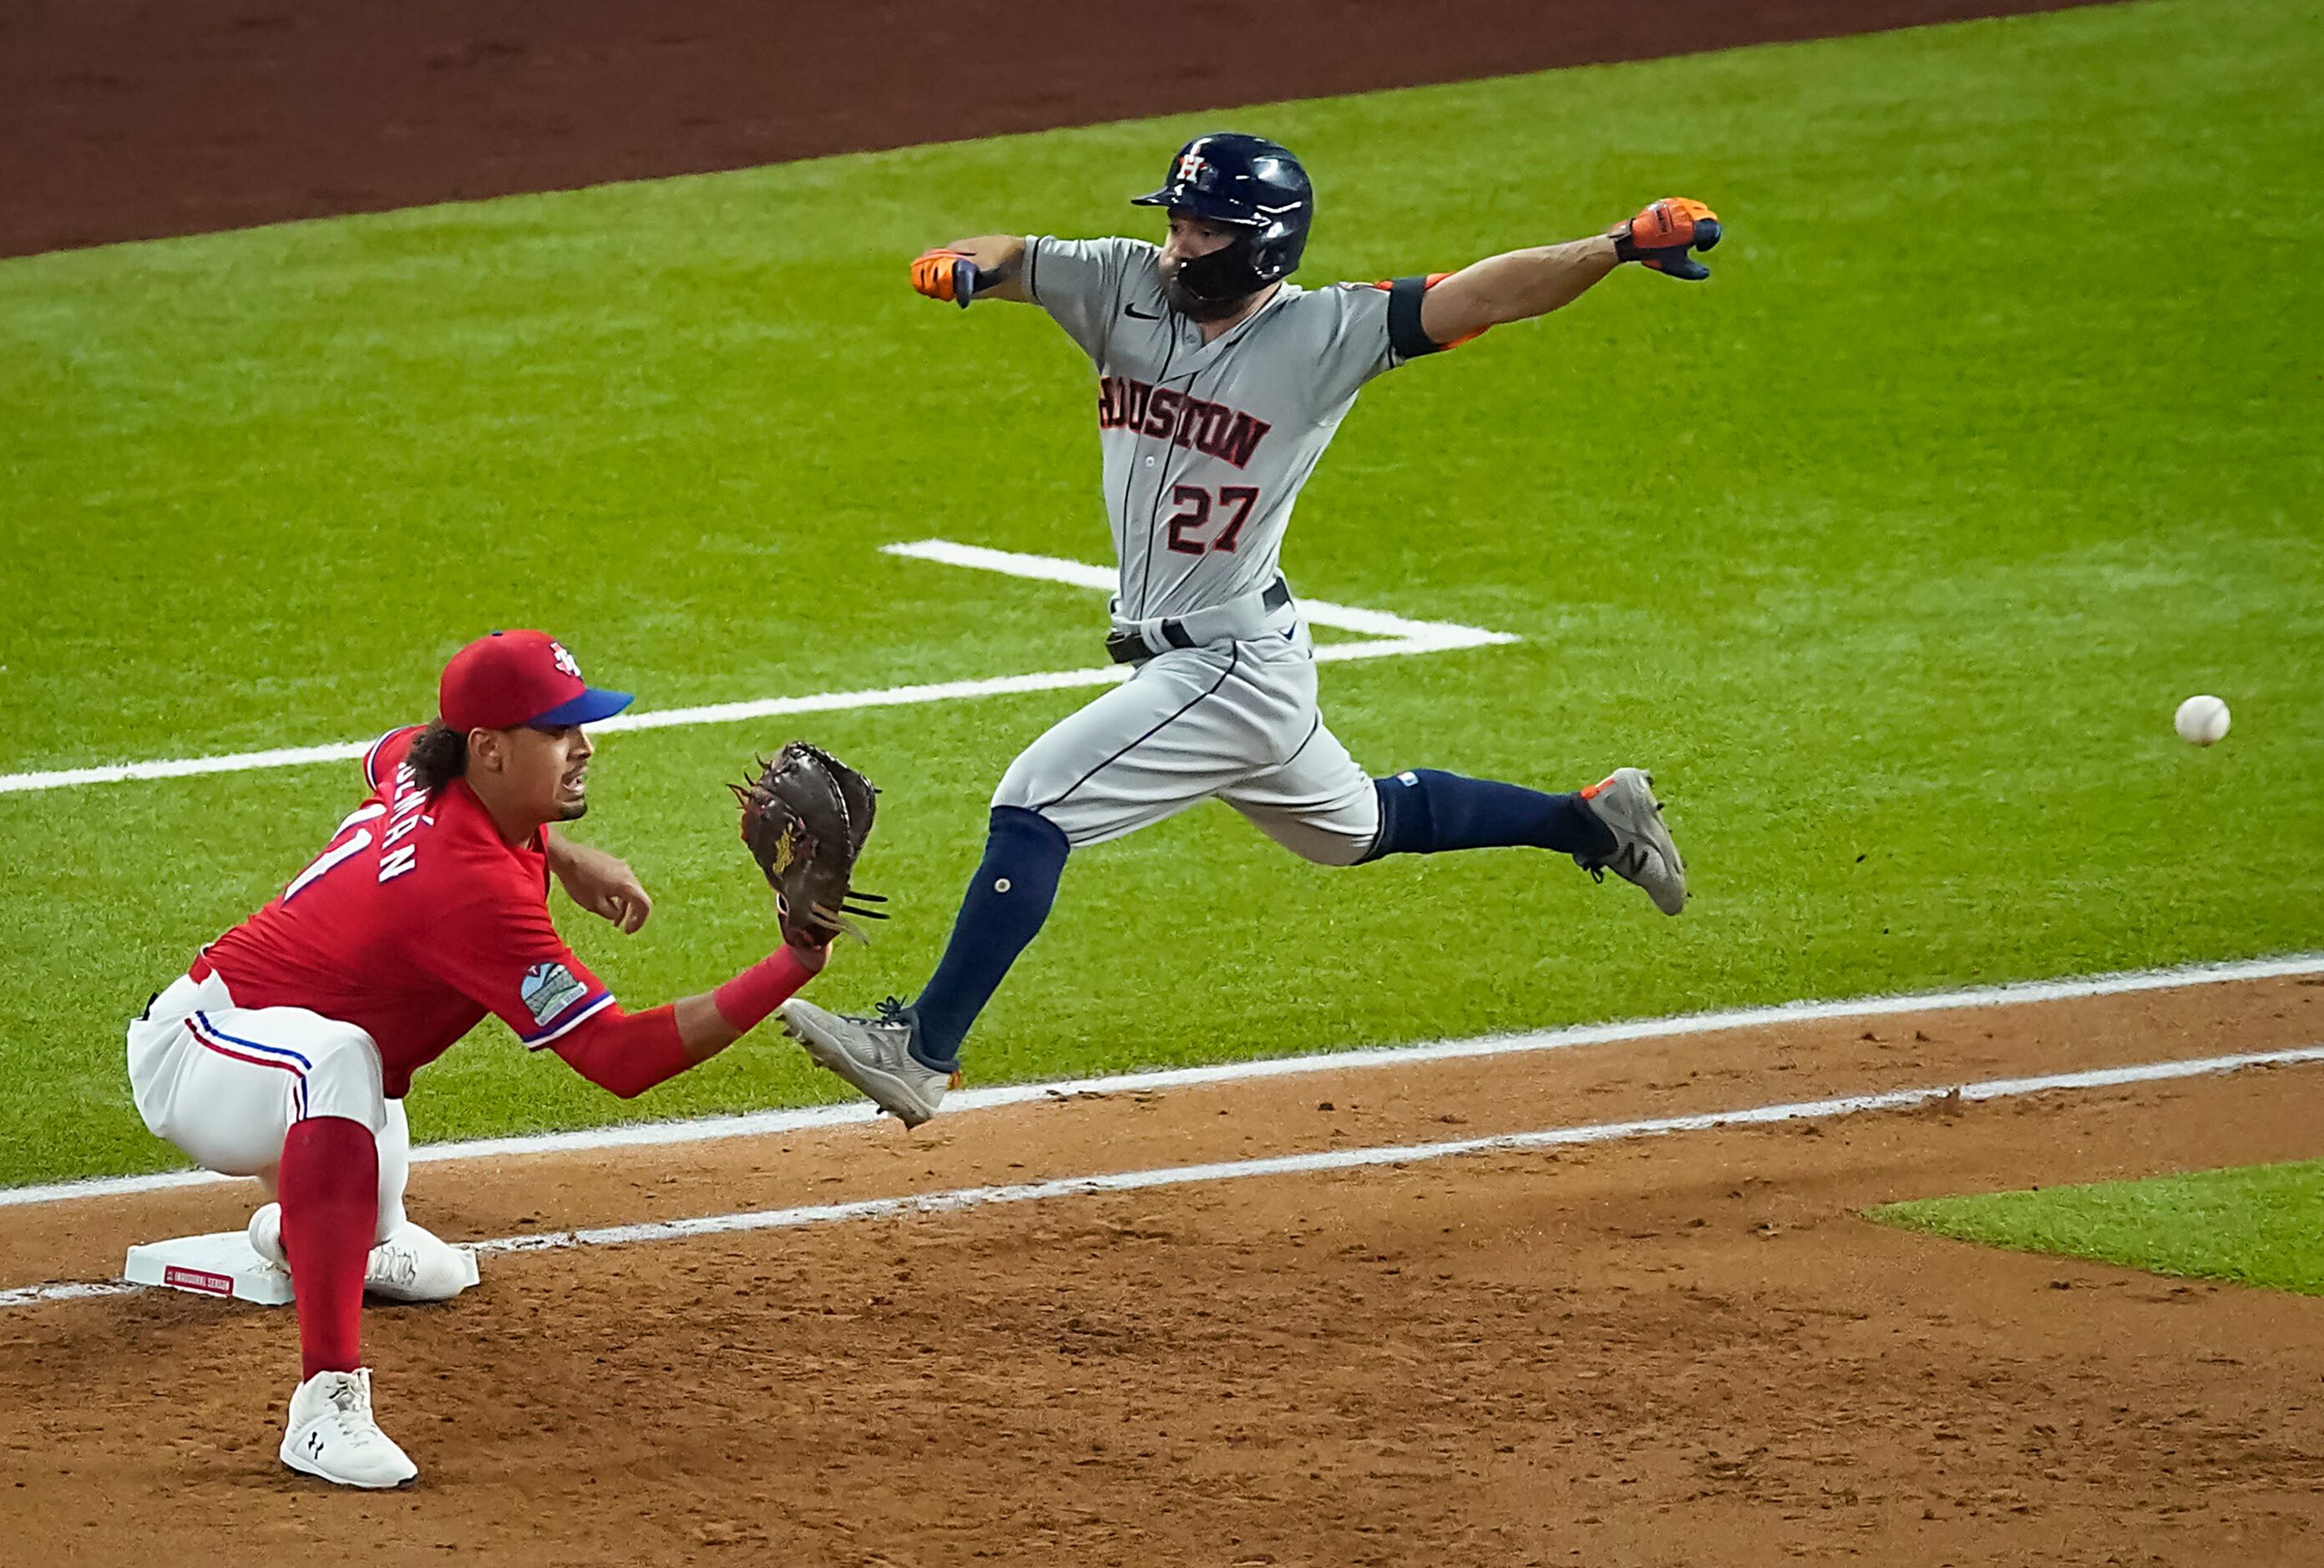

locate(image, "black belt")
[[1106, 579, 1291, 665]]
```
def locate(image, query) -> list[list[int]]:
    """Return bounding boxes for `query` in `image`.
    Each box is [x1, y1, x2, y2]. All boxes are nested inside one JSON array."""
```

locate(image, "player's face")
[[1158, 210, 1258, 321], [497, 722, 595, 823], [1160, 210, 1238, 266]]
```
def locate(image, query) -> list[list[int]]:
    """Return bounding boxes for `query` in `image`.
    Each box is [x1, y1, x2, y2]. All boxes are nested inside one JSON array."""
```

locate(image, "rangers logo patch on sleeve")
[[519, 962, 588, 1026]]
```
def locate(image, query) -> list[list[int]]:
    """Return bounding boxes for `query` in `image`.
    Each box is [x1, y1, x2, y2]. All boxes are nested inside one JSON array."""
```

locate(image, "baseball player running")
[[127, 630, 833, 1488], [781, 133, 1718, 1127]]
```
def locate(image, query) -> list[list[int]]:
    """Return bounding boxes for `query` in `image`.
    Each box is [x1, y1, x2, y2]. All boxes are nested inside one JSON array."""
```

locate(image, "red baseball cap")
[[438, 630, 634, 733]]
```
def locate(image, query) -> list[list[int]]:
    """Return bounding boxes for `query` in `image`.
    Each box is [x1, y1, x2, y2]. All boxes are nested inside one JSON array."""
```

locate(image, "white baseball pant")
[[126, 969, 411, 1244]]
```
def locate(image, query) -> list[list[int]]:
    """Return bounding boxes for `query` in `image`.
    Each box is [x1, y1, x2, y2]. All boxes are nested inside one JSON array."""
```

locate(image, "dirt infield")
[[3, 0, 2121, 257], [3, 974, 2321, 1565]]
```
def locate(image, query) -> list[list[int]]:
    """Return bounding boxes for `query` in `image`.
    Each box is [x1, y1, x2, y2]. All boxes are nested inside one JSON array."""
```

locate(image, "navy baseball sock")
[[1360, 769, 1617, 862], [909, 806, 1071, 1070]]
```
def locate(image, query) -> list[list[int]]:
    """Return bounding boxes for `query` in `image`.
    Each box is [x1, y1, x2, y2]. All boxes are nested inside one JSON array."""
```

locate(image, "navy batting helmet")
[[1132, 132, 1314, 303]]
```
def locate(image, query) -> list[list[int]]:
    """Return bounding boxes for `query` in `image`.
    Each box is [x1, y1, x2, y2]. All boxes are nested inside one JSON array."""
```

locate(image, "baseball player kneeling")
[[782, 134, 1719, 1127], [127, 631, 836, 1489]]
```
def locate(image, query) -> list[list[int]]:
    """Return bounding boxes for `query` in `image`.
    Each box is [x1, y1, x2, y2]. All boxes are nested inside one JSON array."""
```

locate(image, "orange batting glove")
[[910, 248, 977, 307], [1610, 198, 1722, 280]]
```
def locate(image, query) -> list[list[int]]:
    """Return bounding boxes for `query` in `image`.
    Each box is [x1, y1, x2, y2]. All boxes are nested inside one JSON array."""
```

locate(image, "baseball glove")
[[730, 742, 888, 948]]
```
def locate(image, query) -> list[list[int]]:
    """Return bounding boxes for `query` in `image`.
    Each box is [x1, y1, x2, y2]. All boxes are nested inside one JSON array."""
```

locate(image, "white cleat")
[[1578, 766, 1689, 915], [364, 1222, 481, 1302], [778, 998, 957, 1128], [279, 1368, 418, 1489], [247, 1201, 290, 1271], [247, 1206, 479, 1302]]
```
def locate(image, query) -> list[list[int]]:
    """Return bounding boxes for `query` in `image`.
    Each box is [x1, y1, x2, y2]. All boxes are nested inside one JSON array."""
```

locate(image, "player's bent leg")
[[782, 807, 1062, 1126], [277, 1115, 378, 1371], [372, 1097, 411, 1242], [990, 649, 1270, 850], [250, 1100, 478, 1302], [1364, 766, 1687, 914], [910, 805, 1071, 1066], [1222, 719, 1382, 867], [126, 977, 316, 1177], [787, 654, 1267, 1124], [362, 1101, 478, 1302], [126, 981, 405, 1352], [251, 1091, 478, 1301], [205, 1009, 410, 1478], [249, 1096, 405, 1268]]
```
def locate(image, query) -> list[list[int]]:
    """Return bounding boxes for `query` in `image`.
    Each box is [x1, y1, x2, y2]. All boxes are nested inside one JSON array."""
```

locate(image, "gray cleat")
[[779, 998, 956, 1128], [1577, 766, 1688, 915]]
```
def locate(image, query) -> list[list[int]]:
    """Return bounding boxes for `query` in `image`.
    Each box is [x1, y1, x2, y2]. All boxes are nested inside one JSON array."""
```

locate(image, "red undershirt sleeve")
[[549, 946, 818, 1100], [546, 1004, 691, 1100]]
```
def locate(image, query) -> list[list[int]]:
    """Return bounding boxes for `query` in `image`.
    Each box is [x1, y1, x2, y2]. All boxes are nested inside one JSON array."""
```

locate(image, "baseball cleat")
[[364, 1222, 481, 1303], [247, 1206, 480, 1302], [279, 1368, 418, 1489], [779, 998, 957, 1128], [247, 1201, 289, 1271], [1577, 766, 1688, 915]]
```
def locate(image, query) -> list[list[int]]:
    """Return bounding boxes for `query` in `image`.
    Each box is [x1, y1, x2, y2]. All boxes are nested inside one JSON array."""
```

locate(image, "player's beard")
[[1159, 258, 1258, 323], [555, 766, 590, 822]]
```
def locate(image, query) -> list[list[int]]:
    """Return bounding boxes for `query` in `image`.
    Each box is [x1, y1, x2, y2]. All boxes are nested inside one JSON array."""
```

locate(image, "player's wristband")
[[711, 947, 814, 1032]]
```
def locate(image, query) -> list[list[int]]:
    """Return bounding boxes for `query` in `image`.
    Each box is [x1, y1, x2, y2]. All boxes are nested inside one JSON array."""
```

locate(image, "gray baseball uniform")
[[990, 235, 1439, 863]]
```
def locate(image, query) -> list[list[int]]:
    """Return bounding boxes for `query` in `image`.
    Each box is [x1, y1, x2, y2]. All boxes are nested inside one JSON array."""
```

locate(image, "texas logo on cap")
[[438, 630, 633, 733]]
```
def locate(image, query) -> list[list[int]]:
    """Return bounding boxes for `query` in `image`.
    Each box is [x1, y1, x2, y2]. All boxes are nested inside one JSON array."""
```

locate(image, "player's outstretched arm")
[[548, 940, 831, 1098], [910, 235, 1030, 306], [1418, 199, 1721, 346]]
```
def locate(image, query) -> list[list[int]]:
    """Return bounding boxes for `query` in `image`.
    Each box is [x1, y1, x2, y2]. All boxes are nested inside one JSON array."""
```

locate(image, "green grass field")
[[2, 0, 2318, 1188], [1871, 1159, 2324, 1295]]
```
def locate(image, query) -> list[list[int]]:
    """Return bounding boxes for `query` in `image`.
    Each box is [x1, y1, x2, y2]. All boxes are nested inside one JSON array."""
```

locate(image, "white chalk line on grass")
[[0, 540, 1514, 796], [6, 1039, 2321, 1311], [6, 950, 2317, 1214]]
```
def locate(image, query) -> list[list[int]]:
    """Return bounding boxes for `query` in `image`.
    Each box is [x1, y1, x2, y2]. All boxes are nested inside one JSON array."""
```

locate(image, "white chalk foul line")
[[0, 541, 1514, 796], [474, 1042, 2324, 1257], [7, 1039, 2321, 1310], [5, 950, 2319, 1212], [0, 1281, 144, 1309]]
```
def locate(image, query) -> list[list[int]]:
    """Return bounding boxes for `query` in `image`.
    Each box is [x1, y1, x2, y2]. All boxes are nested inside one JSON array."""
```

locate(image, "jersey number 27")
[[1166, 485, 1260, 555]]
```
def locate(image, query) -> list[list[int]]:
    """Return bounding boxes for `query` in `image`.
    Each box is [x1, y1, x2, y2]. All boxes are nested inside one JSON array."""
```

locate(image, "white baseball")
[[2174, 695, 2230, 746]]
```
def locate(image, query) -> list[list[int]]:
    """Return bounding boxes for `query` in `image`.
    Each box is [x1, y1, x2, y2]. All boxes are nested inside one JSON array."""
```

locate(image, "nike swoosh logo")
[[1124, 303, 1162, 319]]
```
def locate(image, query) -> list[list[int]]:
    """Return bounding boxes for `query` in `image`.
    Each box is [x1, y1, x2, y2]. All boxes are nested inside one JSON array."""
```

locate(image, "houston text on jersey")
[[1096, 377, 1272, 468]]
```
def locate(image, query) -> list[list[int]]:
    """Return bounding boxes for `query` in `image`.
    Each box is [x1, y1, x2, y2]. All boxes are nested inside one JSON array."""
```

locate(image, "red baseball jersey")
[[197, 726, 613, 1096]]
